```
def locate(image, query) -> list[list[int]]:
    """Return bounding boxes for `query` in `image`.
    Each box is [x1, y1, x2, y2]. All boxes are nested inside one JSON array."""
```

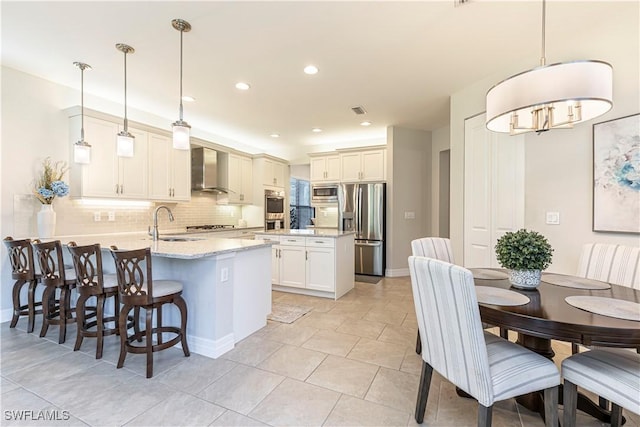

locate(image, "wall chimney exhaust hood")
[[191, 146, 230, 194]]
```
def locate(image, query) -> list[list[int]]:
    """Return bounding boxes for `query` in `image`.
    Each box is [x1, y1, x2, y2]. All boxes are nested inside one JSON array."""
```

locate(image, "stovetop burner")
[[186, 224, 235, 231]]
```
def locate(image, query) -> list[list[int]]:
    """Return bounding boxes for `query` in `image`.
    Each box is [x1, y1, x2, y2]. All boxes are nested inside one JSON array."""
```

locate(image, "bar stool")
[[67, 242, 125, 359], [3, 237, 42, 332], [110, 246, 190, 378], [32, 239, 77, 344]]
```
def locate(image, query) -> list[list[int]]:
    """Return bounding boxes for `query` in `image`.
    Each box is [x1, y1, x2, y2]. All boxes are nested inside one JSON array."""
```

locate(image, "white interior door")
[[464, 113, 524, 268]]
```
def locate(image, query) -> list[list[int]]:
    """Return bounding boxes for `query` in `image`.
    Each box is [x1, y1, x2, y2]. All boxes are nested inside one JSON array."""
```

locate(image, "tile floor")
[[2, 276, 639, 426]]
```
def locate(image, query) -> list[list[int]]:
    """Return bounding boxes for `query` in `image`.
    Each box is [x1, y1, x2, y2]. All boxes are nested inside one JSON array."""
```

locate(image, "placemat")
[[475, 286, 530, 306], [565, 296, 640, 322], [470, 268, 509, 280], [542, 273, 611, 290]]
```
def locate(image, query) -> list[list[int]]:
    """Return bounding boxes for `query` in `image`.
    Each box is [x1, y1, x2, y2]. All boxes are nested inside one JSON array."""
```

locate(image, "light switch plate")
[[546, 211, 560, 225], [404, 212, 415, 220], [93, 212, 101, 222], [108, 212, 115, 221]]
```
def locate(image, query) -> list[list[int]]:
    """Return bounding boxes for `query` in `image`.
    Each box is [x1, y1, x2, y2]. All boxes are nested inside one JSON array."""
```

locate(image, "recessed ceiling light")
[[311, 128, 322, 133], [182, 95, 195, 102], [360, 121, 372, 126], [270, 133, 280, 138], [235, 82, 251, 90], [304, 65, 319, 75]]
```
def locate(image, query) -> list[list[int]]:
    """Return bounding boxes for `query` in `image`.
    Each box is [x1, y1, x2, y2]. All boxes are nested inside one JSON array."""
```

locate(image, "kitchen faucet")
[[149, 205, 175, 241]]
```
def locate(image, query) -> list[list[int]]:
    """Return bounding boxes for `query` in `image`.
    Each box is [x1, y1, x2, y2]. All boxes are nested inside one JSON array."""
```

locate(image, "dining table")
[[469, 268, 640, 424]]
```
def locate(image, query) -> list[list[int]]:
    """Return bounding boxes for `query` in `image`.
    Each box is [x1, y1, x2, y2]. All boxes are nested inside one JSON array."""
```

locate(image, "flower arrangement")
[[33, 157, 70, 204], [495, 228, 553, 271]]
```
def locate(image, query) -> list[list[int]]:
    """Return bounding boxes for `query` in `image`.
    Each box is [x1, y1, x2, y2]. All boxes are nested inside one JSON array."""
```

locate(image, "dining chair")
[[32, 239, 77, 344], [562, 348, 640, 427], [577, 243, 640, 289], [408, 256, 560, 426], [110, 246, 190, 378], [3, 237, 43, 332]]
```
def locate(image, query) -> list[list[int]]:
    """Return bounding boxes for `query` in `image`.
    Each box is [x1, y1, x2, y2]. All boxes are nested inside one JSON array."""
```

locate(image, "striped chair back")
[[577, 243, 640, 289], [411, 237, 454, 263], [408, 256, 493, 404]]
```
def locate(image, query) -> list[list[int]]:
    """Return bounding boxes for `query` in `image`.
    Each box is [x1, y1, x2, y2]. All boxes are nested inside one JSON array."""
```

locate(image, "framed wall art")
[[593, 113, 640, 233]]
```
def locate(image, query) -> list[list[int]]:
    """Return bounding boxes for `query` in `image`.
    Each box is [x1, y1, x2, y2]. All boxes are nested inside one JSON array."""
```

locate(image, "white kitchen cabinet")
[[148, 132, 190, 202], [305, 238, 335, 292], [262, 158, 287, 187], [310, 154, 341, 182], [217, 153, 253, 204], [340, 148, 386, 182], [69, 115, 148, 199]]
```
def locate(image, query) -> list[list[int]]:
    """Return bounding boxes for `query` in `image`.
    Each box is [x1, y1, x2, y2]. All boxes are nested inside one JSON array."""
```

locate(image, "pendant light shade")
[[172, 19, 192, 150], [116, 43, 135, 157], [485, 0, 613, 135], [73, 61, 92, 164]]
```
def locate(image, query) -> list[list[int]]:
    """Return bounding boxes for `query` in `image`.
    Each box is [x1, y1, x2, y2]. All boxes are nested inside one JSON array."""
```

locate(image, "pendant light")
[[73, 61, 92, 164], [171, 19, 192, 150], [116, 43, 135, 157], [485, 0, 613, 135]]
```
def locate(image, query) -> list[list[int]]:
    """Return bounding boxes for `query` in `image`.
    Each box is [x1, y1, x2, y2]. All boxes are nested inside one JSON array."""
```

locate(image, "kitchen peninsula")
[[256, 229, 355, 300], [60, 233, 273, 359]]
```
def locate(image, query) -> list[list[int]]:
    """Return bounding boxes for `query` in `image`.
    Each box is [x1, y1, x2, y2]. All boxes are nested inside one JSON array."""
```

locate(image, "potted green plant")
[[495, 229, 553, 289]]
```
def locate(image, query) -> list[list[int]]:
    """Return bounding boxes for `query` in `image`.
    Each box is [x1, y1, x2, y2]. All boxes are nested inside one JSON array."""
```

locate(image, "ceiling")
[[1, 1, 634, 161]]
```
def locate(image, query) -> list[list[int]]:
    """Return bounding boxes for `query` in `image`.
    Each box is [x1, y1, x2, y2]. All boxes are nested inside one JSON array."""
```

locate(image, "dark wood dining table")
[[472, 269, 640, 424]]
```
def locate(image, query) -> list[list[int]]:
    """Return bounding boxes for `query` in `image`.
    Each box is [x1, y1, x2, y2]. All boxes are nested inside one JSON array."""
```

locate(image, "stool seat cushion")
[[152, 280, 183, 297], [103, 274, 118, 292], [484, 332, 561, 403], [562, 348, 640, 416]]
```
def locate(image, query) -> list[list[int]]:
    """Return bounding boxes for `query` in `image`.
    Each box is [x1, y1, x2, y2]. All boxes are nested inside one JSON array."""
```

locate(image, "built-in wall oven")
[[265, 189, 285, 230]]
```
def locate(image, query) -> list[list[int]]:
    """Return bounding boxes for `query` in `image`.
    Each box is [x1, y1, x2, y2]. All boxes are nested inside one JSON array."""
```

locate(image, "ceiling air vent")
[[351, 106, 367, 115]]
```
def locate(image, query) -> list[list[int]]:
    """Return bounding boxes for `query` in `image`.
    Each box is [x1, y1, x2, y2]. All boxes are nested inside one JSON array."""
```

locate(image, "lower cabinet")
[[261, 234, 349, 299]]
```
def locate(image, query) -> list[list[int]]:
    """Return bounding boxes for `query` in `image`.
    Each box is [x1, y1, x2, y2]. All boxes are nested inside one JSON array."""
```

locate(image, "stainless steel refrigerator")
[[339, 183, 386, 276]]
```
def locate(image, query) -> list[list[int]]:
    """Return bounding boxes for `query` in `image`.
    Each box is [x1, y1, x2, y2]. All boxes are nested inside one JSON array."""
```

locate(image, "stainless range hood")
[[191, 146, 230, 194]]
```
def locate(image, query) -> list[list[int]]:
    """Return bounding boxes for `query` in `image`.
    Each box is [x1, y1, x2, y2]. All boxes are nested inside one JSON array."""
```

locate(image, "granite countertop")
[[255, 229, 355, 238], [48, 232, 273, 260]]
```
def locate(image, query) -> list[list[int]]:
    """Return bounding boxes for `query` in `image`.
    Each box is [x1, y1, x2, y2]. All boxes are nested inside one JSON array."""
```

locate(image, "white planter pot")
[[37, 204, 56, 238], [509, 269, 541, 289]]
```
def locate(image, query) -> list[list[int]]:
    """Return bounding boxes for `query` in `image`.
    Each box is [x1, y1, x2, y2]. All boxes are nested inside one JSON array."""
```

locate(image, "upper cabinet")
[[218, 152, 253, 204], [310, 154, 340, 182], [340, 148, 386, 182], [254, 156, 288, 188], [69, 115, 148, 199], [148, 133, 191, 202]]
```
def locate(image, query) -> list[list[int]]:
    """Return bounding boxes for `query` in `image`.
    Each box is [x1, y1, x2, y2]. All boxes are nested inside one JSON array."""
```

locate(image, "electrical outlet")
[[108, 211, 115, 221], [94, 212, 101, 222], [221, 267, 229, 282], [404, 211, 415, 219]]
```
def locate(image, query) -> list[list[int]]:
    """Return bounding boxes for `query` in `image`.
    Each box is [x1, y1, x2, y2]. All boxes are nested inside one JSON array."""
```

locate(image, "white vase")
[[509, 269, 542, 289], [37, 204, 56, 238]]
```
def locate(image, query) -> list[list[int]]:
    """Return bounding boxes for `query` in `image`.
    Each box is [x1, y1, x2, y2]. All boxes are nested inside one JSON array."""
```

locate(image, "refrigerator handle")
[[358, 186, 363, 235]]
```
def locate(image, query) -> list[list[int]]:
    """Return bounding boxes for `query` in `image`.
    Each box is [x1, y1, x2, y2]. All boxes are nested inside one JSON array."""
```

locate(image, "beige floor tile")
[[6, 351, 101, 387], [364, 367, 420, 413], [124, 391, 225, 426], [377, 324, 418, 348], [1, 338, 70, 376], [209, 410, 270, 426], [295, 312, 348, 330], [347, 338, 407, 369], [336, 318, 385, 339], [1, 390, 88, 427], [400, 350, 423, 376], [257, 344, 327, 380], [302, 329, 360, 357], [0, 376, 20, 394], [259, 322, 319, 346], [363, 309, 407, 326], [220, 335, 283, 366], [327, 303, 369, 320], [199, 364, 284, 415], [323, 394, 410, 426], [306, 355, 379, 398], [155, 353, 237, 394], [249, 378, 340, 426], [119, 345, 192, 378], [383, 298, 414, 314]]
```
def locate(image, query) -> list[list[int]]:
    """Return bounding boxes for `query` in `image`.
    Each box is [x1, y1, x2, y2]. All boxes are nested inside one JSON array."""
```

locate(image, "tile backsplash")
[[14, 193, 243, 238]]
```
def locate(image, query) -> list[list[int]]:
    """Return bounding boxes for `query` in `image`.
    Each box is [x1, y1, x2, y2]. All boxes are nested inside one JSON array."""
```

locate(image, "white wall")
[[431, 125, 450, 237], [450, 2, 640, 273]]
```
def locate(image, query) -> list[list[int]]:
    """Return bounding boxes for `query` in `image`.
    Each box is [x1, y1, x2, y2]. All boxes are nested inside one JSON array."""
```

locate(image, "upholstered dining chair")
[[577, 243, 640, 289], [32, 239, 77, 344], [562, 348, 640, 427], [408, 256, 560, 426], [67, 242, 128, 359], [110, 246, 190, 378], [3, 237, 42, 332]]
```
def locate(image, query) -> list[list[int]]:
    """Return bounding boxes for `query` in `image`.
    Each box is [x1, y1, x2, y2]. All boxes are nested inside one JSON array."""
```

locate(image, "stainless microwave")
[[312, 184, 339, 203]]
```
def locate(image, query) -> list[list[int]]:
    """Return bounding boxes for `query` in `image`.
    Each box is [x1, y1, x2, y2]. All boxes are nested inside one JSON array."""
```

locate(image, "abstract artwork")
[[593, 113, 640, 233]]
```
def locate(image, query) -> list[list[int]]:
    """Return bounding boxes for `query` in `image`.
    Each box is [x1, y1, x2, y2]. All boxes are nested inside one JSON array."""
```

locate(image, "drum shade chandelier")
[[116, 43, 135, 157], [73, 61, 92, 164], [171, 19, 192, 150], [485, 0, 613, 135]]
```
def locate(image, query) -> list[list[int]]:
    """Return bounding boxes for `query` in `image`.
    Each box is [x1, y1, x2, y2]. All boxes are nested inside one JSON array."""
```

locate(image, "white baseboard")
[[385, 267, 409, 277], [1, 308, 13, 324], [186, 333, 235, 359]]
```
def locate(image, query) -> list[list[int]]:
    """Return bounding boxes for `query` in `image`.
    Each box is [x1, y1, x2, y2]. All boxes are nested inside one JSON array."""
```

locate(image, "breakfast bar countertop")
[[254, 229, 355, 238], [49, 232, 274, 260]]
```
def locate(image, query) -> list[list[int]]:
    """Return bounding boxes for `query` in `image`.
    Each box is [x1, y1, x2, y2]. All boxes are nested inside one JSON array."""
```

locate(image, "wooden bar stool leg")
[[74, 294, 87, 351], [157, 305, 163, 345], [117, 304, 131, 369], [10, 280, 26, 328], [58, 286, 70, 344], [27, 280, 38, 333], [146, 308, 153, 379], [134, 306, 141, 342], [96, 295, 105, 359], [40, 286, 54, 338], [175, 296, 190, 356]]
